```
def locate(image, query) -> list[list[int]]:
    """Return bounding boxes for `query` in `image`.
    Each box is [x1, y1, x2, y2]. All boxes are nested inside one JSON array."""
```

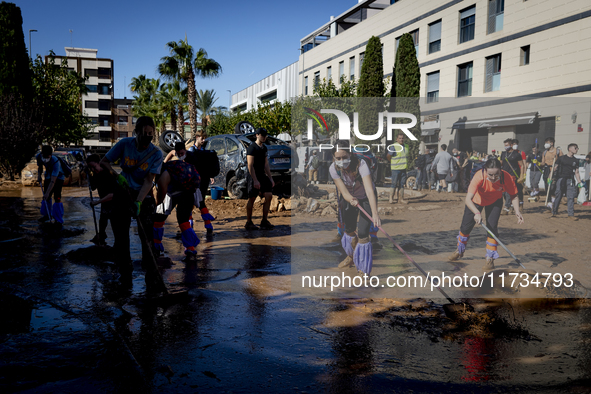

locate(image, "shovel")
[[357, 205, 474, 319], [40, 183, 54, 224]]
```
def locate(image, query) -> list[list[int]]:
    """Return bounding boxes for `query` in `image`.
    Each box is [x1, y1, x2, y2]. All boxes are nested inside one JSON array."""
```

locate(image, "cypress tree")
[[358, 36, 385, 97], [394, 33, 421, 168], [0, 1, 33, 98]]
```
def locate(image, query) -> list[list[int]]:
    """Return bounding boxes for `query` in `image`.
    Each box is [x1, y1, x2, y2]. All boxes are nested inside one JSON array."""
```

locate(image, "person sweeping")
[[448, 158, 524, 271], [329, 141, 381, 275]]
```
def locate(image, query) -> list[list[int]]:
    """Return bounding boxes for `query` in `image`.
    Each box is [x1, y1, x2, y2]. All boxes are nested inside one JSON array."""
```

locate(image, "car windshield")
[[244, 135, 287, 146]]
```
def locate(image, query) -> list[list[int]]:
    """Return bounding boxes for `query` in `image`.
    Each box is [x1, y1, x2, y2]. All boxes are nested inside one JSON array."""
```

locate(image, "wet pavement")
[[2, 186, 591, 393]]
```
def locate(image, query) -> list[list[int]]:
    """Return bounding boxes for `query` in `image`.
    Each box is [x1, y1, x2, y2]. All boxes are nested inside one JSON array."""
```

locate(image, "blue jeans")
[[391, 170, 406, 189]]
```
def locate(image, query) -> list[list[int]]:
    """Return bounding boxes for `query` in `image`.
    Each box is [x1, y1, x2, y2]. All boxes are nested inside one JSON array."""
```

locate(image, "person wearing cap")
[[245, 128, 275, 230]]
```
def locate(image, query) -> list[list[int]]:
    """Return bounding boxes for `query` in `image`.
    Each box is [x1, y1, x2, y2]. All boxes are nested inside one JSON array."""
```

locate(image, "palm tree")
[[195, 89, 221, 131], [158, 37, 222, 138], [169, 79, 188, 133], [129, 76, 166, 135]]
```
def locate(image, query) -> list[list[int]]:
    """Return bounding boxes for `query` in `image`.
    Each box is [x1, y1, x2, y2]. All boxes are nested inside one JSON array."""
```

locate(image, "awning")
[[451, 112, 538, 130], [421, 128, 440, 136]]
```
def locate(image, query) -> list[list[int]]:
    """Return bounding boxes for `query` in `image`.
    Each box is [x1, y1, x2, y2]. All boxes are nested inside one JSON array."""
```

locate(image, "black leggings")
[[459, 198, 502, 238], [198, 181, 208, 210], [340, 197, 372, 239], [43, 178, 63, 202], [153, 191, 194, 224]]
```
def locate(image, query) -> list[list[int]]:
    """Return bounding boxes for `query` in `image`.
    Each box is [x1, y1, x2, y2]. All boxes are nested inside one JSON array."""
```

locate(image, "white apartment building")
[[299, 0, 591, 153], [51, 47, 114, 153], [230, 61, 299, 112]]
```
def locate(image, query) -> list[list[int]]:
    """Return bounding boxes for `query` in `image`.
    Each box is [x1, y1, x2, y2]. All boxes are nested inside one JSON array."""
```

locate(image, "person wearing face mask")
[[500, 138, 525, 214], [100, 116, 163, 281], [540, 137, 562, 207], [386, 133, 408, 204], [154, 142, 201, 260], [449, 158, 523, 271], [330, 140, 381, 275], [36, 145, 66, 226], [527, 145, 543, 197], [551, 143, 584, 220], [244, 128, 275, 230]]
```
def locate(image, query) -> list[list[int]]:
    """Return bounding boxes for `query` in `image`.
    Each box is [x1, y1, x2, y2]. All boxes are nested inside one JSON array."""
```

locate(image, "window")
[[339, 61, 345, 81], [99, 115, 110, 127], [427, 71, 440, 103], [86, 85, 98, 93], [208, 138, 225, 155], [485, 54, 501, 92], [327, 66, 332, 81], [117, 116, 128, 125], [305, 76, 308, 95], [349, 57, 355, 80], [88, 117, 98, 125], [520, 45, 530, 66], [428, 20, 442, 54], [488, 0, 504, 34], [118, 132, 128, 139], [132, 117, 137, 125], [84, 69, 98, 78], [98, 100, 110, 111], [410, 30, 419, 56], [97, 68, 111, 79], [99, 131, 110, 142], [98, 84, 110, 95], [460, 6, 476, 43], [457, 62, 473, 97], [260, 90, 277, 103], [85, 100, 98, 109], [226, 138, 239, 154], [360, 52, 365, 72], [237, 104, 247, 112], [314, 71, 320, 87]]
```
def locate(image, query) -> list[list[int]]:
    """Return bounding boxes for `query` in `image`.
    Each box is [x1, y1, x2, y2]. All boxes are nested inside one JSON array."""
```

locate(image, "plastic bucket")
[[210, 186, 224, 200]]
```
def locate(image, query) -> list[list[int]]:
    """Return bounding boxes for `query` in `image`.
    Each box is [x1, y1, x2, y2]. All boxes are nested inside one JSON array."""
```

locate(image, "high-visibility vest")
[[390, 146, 408, 170]]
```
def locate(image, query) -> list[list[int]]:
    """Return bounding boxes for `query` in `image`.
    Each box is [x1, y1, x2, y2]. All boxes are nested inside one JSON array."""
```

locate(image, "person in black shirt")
[[500, 138, 524, 214], [245, 128, 275, 230], [551, 143, 583, 220], [527, 145, 543, 197], [86, 154, 116, 246]]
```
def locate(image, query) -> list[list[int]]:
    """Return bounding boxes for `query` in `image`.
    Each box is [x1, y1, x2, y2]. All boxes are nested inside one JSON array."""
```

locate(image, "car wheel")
[[159, 130, 184, 153], [405, 176, 416, 189], [227, 176, 246, 199], [234, 121, 254, 135]]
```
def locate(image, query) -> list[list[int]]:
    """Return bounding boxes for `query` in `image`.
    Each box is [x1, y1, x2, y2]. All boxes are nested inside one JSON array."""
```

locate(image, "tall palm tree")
[[158, 83, 178, 131], [169, 79, 188, 133], [129, 76, 166, 135], [195, 89, 221, 131], [158, 37, 222, 138]]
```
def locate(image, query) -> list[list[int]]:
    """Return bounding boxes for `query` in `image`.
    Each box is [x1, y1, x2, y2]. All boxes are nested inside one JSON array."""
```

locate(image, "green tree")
[[394, 33, 421, 167], [31, 54, 90, 146], [0, 1, 32, 98], [195, 89, 220, 132], [358, 36, 385, 97], [158, 38, 222, 139]]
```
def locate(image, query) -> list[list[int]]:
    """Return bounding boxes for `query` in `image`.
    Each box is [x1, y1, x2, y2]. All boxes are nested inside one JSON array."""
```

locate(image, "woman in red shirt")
[[449, 158, 524, 270]]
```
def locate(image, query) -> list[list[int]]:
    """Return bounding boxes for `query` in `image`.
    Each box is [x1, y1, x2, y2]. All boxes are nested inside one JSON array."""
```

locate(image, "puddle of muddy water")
[[2, 191, 591, 392]]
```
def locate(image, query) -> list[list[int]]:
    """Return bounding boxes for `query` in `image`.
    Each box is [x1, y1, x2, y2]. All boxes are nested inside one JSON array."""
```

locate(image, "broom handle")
[[480, 222, 526, 269], [356, 205, 454, 303]]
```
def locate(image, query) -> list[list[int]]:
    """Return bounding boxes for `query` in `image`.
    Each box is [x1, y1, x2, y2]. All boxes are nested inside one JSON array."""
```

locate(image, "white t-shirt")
[[329, 159, 372, 200]]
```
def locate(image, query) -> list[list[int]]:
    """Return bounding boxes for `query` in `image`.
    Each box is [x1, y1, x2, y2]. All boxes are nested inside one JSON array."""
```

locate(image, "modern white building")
[[51, 47, 114, 152], [230, 61, 299, 112], [298, 0, 591, 153]]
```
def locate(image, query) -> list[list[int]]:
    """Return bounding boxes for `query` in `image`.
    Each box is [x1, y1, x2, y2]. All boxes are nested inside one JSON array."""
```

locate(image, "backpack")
[[186, 149, 220, 179], [311, 155, 320, 169], [56, 156, 72, 177], [165, 160, 200, 192]]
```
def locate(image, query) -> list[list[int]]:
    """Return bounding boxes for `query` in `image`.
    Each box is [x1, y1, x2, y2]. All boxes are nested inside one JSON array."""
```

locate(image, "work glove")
[[116, 174, 129, 189], [131, 201, 141, 218], [578, 182, 585, 188]]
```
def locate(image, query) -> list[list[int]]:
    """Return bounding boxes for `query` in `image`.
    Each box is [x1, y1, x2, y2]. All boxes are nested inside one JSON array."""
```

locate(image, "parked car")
[[205, 132, 292, 198], [21, 151, 83, 187], [56, 147, 88, 182]]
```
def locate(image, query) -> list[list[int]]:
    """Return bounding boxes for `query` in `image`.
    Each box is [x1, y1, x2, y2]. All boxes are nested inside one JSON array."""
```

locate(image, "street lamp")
[[226, 89, 231, 110], [29, 29, 37, 59]]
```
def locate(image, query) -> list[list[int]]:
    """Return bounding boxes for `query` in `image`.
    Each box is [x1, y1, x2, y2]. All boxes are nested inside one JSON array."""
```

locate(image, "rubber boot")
[[354, 237, 373, 275], [153, 220, 165, 254], [483, 258, 495, 271], [180, 221, 200, 259], [51, 201, 64, 224]]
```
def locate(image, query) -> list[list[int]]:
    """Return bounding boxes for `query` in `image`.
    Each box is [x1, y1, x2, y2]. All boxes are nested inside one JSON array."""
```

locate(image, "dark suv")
[[205, 133, 291, 198]]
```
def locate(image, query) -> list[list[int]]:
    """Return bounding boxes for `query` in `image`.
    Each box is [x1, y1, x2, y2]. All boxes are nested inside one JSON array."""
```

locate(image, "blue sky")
[[15, 0, 352, 107]]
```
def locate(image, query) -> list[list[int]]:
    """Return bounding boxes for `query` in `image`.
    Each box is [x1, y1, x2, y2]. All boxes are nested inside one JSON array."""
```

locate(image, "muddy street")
[[1, 184, 591, 393]]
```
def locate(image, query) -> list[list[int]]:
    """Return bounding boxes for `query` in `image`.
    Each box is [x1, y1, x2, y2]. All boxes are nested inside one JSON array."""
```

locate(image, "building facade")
[[230, 61, 299, 112], [112, 98, 135, 140], [298, 0, 591, 153], [51, 47, 114, 152]]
